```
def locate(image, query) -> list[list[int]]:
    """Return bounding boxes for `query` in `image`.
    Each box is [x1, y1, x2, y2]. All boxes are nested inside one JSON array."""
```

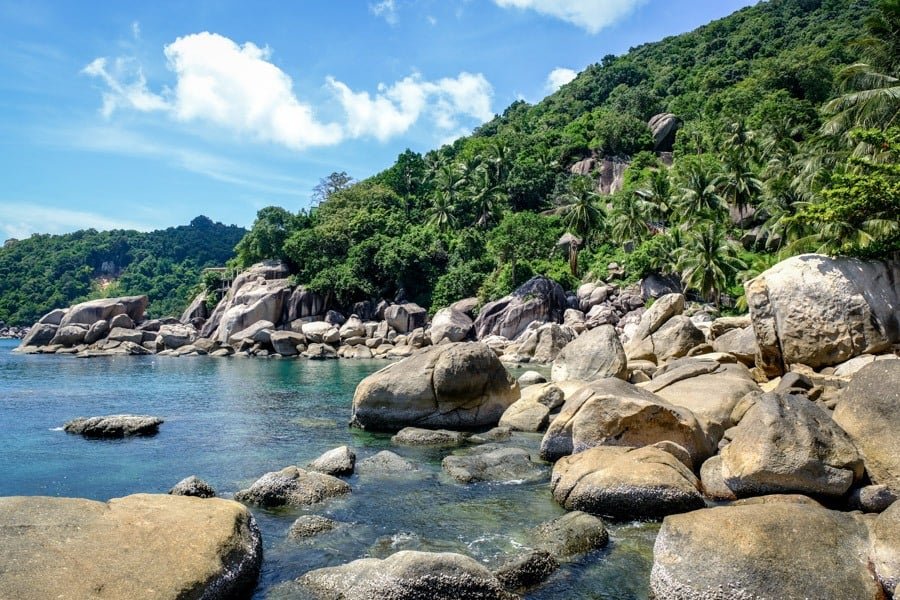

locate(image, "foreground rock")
[[493, 550, 558, 592], [234, 466, 350, 507], [442, 445, 545, 483], [290, 550, 517, 600], [0, 493, 261, 600], [289, 515, 340, 539], [833, 361, 900, 492], [720, 392, 863, 498], [651, 500, 883, 599], [540, 378, 712, 464], [746, 254, 900, 375], [550, 325, 627, 382], [63, 414, 163, 438], [551, 446, 704, 520], [873, 500, 900, 596], [351, 342, 519, 430]]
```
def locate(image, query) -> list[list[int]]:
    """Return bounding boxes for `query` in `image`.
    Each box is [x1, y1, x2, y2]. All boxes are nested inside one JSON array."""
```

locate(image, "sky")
[[0, 0, 757, 241]]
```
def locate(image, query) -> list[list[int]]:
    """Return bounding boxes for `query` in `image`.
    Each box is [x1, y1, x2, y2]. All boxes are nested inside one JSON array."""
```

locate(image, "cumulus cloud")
[[546, 67, 577, 92], [83, 32, 494, 149], [370, 0, 398, 24], [493, 0, 647, 33]]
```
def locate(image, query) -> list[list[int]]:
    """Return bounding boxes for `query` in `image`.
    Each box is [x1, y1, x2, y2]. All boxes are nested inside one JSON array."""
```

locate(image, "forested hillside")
[[230, 0, 898, 315], [0, 216, 246, 324]]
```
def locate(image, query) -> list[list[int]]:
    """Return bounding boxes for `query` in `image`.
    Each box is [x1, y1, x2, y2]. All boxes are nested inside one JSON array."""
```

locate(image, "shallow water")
[[0, 338, 656, 598]]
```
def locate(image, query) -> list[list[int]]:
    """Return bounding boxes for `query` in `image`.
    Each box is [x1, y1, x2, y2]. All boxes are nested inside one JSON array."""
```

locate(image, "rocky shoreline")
[[3, 252, 900, 599]]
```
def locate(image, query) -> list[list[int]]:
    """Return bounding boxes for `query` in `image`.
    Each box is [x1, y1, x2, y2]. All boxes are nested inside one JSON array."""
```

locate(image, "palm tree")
[[675, 161, 727, 225], [556, 175, 605, 244], [467, 167, 506, 228], [427, 192, 457, 232], [675, 222, 746, 308], [608, 192, 649, 246], [635, 169, 672, 225], [485, 140, 512, 186], [720, 154, 763, 229]]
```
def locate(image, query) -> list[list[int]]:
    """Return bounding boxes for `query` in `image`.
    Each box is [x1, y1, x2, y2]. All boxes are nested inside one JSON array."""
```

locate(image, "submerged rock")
[[168, 475, 216, 498], [289, 515, 340, 539], [392, 428, 468, 447], [442, 445, 544, 484], [356, 451, 418, 476], [292, 550, 517, 600], [234, 466, 350, 507], [528, 510, 609, 558], [308, 446, 356, 477], [493, 550, 558, 592], [0, 494, 261, 600], [63, 415, 163, 438]]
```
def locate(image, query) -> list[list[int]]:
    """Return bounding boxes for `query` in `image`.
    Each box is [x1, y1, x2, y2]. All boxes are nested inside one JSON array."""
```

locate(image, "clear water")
[[0, 338, 657, 599]]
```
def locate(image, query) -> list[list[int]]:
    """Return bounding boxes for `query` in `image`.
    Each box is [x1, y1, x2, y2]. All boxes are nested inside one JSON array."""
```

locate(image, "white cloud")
[[546, 67, 577, 92], [327, 72, 493, 140], [370, 0, 398, 24], [0, 203, 153, 241], [426, 15, 437, 26], [493, 0, 647, 33], [83, 32, 494, 149], [131, 21, 141, 40]]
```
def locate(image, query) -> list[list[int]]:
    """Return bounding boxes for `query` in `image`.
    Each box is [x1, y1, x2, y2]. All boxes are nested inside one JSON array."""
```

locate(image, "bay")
[[0, 338, 656, 599]]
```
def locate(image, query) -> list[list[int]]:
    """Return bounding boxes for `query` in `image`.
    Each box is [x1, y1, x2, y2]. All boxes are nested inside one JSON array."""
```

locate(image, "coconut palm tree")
[[467, 166, 506, 228], [675, 161, 727, 225], [675, 221, 746, 308], [635, 169, 672, 225], [555, 175, 605, 244], [608, 192, 649, 246], [720, 154, 763, 229]]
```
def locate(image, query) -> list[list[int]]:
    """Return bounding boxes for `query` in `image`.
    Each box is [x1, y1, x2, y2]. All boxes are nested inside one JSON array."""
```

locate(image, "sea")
[[0, 338, 657, 599]]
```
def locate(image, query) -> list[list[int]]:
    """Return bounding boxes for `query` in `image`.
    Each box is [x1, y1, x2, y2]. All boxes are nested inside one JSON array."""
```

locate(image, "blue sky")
[[0, 0, 757, 241]]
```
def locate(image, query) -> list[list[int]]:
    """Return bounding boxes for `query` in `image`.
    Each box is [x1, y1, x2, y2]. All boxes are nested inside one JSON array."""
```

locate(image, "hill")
[[0, 216, 247, 325], [229, 0, 896, 316]]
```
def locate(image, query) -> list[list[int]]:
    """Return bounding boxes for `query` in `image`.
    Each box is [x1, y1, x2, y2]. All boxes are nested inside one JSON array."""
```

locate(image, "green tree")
[[675, 222, 746, 308], [555, 175, 606, 244]]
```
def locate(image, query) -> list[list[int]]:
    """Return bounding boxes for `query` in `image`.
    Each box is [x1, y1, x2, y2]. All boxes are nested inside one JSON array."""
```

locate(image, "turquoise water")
[[0, 338, 656, 599]]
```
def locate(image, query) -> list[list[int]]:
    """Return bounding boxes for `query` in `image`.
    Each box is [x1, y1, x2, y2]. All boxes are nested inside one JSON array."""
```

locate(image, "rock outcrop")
[[746, 254, 900, 375], [350, 342, 519, 431], [0, 494, 261, 600], [59, 296, 148, 327], [234, 466, 350, 507], [550, 324, 627, 382], [474, 276, 566, 340]]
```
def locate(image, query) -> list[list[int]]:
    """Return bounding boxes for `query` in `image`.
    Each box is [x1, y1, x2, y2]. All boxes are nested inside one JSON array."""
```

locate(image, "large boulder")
[[384, 303, 428, 334], [499, 383, 565, 432], [550, 324, 627, 382], [83, 320, 110, 344], [540, 378, 712, 464], [642, 358, 760, 445], [158, 323, 197, 349], [429, 307, 473, 344], [624, 293, 705, 362], [291, 551, 516, 600], [270, 330, 306, 356], [234, 466, 350, 507], [528, 511, 609, 558], [59, 296, 148, 327], [711, 325, 758, 365], [720, 392, 864, 498], [651, 501, 883, 599], [213, 277, 291, 344], [19, 323, 57, 347], [648, 113, 680, 152], [301, 321, 340, 344], [180, 291, 209, 323], [746, 254, 900, 375], [474, 276, 567, 340], [308, 446, 356, 477], [350, 342, 519, 431], [49, 324, 88, 347], [833, 361, 900, 492], [551, 445, 704, 520], [873, 500, 900, 596], [285, 285, 326, 322], [36, 308, 67, 325], [0, 494, 261, 600]]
